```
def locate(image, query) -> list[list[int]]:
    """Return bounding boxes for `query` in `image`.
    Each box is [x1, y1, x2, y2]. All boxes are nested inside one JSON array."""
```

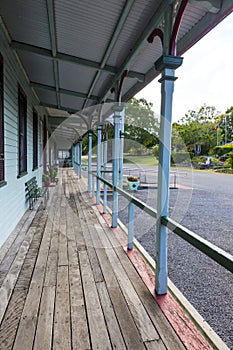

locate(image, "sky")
[[136, 11, 233, 122]]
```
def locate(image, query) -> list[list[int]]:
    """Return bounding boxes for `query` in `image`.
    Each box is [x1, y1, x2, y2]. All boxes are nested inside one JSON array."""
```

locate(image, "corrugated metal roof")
[[106, 0, 161, 67], [60, 94, 85, 112], [131, 36, 163, 73], [55, 0, 125, 61], [0, 0, 232, 133], [0, 0, 51, 49], [19, 52, 55, 86], [177, 3, 208, 40], [36, 89, 57, 105], [92, 72, 114, 98], [59, 62, 96, 93]]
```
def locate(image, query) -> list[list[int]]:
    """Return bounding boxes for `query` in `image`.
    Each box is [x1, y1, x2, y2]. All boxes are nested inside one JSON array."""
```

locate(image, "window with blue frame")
[[33, 108, 38, 170], [18, 85, 27, 177]]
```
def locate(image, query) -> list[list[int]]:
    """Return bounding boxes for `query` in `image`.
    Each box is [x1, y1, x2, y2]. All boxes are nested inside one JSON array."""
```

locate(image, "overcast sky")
[[136, 11, 233, 122]]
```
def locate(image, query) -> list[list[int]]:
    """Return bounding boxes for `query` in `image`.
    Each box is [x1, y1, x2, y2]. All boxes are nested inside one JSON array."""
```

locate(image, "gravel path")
[[113, 167, 233, 349]]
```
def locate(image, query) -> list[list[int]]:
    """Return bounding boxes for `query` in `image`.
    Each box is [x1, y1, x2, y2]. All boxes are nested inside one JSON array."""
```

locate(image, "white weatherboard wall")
[[0, 23, 47, 247]]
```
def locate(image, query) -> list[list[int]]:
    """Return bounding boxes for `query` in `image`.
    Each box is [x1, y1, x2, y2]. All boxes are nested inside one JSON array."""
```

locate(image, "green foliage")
[[226, 152, 233, 170], [174, 104, 219, 156], [81, 130, 99, 155], [124, 98, 159, 149], [214, 167, 233, 174], [215, 143, 233, 156], [81, 134, 89, 155], [42, 173, 50, 182], [212, 106, 233, 147], [49, 167, 58, 181], [171, 151, 191, 164], [172, 123, 186, 152], [219, 106, 233, 144], [151, 144, 159, 158]]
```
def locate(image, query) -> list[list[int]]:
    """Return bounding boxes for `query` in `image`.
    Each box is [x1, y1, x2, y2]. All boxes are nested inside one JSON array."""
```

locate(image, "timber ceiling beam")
[[46, 0, 60, 108], [11, 41, 145, 82], [40, 102, 79, 114], [30, 81, 99, 101]]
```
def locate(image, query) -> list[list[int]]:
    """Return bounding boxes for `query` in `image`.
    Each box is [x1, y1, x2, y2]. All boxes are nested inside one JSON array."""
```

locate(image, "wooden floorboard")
[[33, 286, 55, 350], [76, 180, 185, 350], [0, 169, 190, 350]]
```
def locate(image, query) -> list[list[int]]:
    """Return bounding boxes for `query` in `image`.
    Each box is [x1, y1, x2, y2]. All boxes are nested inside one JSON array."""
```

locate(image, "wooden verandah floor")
[[0, 169, 213, 350]]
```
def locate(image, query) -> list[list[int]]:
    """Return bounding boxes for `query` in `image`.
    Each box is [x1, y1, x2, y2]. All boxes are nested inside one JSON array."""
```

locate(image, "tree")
[[124, 98, 159, 150], [173, 104, 219, 155], [225, 107, 233, 143], [172, 122, 187, 152], [216, 106, 233, 144], [151, 144, 159, 158], [227, 152, 233, 169]]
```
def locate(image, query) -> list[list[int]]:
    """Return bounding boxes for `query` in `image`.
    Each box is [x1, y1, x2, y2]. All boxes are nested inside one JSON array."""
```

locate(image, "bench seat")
[[25, 177, 49, 209]]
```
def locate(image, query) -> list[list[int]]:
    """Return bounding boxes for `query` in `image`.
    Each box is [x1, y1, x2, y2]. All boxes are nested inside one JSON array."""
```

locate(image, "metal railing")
[[97, 165, 178, 188], [93, 173, 233, 274]]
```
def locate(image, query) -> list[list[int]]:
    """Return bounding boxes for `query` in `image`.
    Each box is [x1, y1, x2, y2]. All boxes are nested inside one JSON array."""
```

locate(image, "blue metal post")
[[155, 55, 183, 295], [103, 137, 108, 214], [92, 172, 95, 198], [112, 105, 123, 228], [76, 142, 79, 174], [128, 201, 134, 250], [73, 144, 76, 172], [79, 138, 82, 178], [96, 124, 102, 204], [119, 108, 125, 188], [88, 130, 92, 193]]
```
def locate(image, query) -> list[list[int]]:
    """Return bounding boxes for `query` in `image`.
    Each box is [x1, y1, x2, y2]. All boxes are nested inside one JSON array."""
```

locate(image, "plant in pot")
[[42, 172, 51, 187], [127, 176, 140, 190], [49, 167, 58, 182]]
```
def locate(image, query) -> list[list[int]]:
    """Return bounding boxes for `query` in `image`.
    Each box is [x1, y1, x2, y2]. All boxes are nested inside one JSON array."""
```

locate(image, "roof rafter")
[[82, 0, 136, 109], [100, 0, 172, 102], [40, 102, 78, 114], [46, 0, 60, 108], [30, 81, 100, 101], [11, 41, 145, 82], [123, 66, 159, 102]]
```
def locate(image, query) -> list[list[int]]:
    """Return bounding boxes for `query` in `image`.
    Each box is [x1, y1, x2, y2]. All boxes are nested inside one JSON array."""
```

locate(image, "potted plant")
[[42, 172, 51, 187], [49, 167, 58, 182], [127, 176, 140, 190]]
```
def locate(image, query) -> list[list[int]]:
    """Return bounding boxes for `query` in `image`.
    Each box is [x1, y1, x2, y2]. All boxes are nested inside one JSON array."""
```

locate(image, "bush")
[[214, 167, 233, 174], [171, 151, 191, 164], [151, 144, 159, 158], [226, 152, 233, 170]]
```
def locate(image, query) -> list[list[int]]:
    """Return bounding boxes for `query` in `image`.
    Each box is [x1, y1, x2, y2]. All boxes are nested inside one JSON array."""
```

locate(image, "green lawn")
[[81, 154, 158, 166], [123, 155, 158, 166]]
